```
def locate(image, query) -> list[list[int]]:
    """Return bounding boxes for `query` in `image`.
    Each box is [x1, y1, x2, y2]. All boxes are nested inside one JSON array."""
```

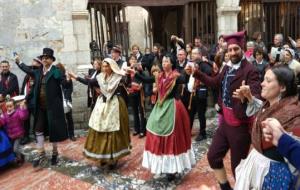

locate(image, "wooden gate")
[[239, 0, 300, 44], [184, 1, 217, 47], [88, 2, 129, 59]]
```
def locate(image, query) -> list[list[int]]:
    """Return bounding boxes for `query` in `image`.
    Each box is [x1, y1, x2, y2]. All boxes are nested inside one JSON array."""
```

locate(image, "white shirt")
[[43, 64, 54, 75]]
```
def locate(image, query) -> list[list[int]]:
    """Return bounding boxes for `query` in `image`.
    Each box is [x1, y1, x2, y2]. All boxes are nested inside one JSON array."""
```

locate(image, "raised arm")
[[135, 72, 155, 84], [193, 68, 222, 89], [17, 63, 35, 76]]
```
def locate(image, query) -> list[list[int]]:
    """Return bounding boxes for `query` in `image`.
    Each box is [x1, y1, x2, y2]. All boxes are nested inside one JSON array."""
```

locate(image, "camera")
[[270, 47, 283, 62]]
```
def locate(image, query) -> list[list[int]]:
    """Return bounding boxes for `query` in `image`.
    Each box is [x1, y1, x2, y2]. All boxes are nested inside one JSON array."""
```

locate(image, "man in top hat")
[[193, 31, 261, 190], [15, 48, 68, 167]]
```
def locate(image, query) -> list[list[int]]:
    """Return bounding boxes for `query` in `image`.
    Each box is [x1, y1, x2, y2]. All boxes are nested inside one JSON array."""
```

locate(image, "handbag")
[[61, 86, 72, 114]]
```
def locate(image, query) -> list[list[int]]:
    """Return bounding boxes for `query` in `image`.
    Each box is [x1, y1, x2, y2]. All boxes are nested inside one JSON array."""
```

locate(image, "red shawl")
[[157, 70, 180, 105]]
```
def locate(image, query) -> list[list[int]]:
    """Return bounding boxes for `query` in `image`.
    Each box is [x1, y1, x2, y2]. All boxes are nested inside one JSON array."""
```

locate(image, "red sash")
[[222, 104, 254, 127]]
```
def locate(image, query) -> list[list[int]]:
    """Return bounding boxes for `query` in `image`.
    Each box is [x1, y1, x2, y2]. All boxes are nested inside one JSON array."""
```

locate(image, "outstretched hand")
[[232, 80, 253, 103], [68, 71, 78, 79]]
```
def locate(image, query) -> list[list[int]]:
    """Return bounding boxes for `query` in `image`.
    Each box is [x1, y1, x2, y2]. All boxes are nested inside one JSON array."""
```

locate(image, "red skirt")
[[142, 99, 195, 174]]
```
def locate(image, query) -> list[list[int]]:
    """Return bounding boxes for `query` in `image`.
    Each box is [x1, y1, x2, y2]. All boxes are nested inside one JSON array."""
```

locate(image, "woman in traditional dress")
[[133, 54, 195, 180], [83, 58, 131, 169], [233, 65, 300, 189]]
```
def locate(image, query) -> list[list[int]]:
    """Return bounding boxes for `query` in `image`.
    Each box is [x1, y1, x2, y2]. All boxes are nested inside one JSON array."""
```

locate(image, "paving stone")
[[0, 111, 234, 190]]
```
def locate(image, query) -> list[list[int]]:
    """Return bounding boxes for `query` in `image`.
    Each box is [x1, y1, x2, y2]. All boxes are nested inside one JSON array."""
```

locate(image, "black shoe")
[[166, 174, 176, 181], [70, 136, 77, 141], [132, 131, 139, 136], [51, 154, 58, 166], [139, 133, 146, 138], [20, 137, 30, 145], [108, 161, 118, 170], [32, 153, 47, 168], [195, 134, 207, 142]]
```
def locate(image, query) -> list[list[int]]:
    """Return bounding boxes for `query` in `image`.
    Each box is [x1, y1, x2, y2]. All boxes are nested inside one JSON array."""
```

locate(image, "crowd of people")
[[0, 30, 300, 190]]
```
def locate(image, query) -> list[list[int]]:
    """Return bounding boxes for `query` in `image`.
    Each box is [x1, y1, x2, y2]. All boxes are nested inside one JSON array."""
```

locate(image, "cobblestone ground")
[[0, 108, 235, 190]]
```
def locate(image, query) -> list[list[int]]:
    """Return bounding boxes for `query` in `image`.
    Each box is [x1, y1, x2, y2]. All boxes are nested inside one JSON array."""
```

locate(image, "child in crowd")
[[0, 96, 28, 165]]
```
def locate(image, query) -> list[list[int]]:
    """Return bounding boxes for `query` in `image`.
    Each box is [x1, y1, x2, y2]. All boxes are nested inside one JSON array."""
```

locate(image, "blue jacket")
[[277, 133, 300, 170]]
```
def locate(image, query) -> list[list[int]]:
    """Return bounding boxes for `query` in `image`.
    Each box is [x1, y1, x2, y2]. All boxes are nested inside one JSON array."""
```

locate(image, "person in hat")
[[111, 45, 129, 105], [0, 60, 19, 111], [111, 45, 127, 69], [283, 48, 300, 78], [193, 31, 261, 190], [15, 48, 68, 167], [132, 54, 195, 181], [83, 57, 131, 169], [17, 57, 42, 145]]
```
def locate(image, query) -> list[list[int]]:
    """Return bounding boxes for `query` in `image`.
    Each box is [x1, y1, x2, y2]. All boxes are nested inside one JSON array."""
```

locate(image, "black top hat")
[[40, 48, 56, 61]]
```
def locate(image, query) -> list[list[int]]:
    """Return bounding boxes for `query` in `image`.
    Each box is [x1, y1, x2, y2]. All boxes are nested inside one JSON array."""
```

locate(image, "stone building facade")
[[2, 0, 289, 129]]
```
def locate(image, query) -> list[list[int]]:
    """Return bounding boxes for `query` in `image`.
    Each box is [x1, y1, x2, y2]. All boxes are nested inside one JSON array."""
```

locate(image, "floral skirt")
[[235, 148, 295, 190]]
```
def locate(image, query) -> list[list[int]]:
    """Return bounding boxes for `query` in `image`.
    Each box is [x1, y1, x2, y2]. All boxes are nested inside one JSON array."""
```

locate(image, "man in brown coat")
[[193, 31, 261, 190]]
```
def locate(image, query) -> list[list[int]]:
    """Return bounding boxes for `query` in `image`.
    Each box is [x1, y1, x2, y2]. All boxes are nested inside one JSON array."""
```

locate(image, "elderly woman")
[[132, 54, 195, 181], [283, 48, 300, 78], [83, 58, 131, 169], [233, 65, 300, 189]]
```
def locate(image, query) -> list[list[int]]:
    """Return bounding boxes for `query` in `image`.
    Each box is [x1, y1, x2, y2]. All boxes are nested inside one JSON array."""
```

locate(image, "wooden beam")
[[88, 0, 209, 7]]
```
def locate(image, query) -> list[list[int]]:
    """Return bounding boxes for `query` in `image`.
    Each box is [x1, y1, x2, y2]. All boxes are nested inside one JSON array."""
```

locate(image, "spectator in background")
[[56, 63, 76, 141], [19, 57, 42, 145], [288, 37, 300, 61], [252, 47, 269, 82], [209, 35, 224, 61], [283, 48, 300, 80], [69, 58, 101, 110], [0, 60, 19, 112], [186, 43, 193, 61], [245, 41, 255, 63], [194, 36, 208, 57], [131, 44, 143, 62], [252, 31, 266, 52]]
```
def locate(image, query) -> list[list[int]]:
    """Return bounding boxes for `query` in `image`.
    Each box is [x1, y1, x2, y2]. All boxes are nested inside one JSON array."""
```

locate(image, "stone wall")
[[0, 0, 91, 129], [0, 0, 243, 129]]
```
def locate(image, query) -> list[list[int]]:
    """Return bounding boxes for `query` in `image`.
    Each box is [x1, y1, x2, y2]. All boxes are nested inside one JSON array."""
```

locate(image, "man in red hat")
[[193, 31, 261, 190]]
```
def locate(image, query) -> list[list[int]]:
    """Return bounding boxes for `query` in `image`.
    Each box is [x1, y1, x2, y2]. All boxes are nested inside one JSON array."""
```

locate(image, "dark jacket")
[[18, 63, 68, 142], [252, 59, 269, 82], [62, 79, 73, 102], [76, 69, 100, 108], [141, 53, 155, 73], [20, 66, 39, 109], [0, 72, 19, 97], [278, 133, 300, 170], [193, 59, 261, 120]]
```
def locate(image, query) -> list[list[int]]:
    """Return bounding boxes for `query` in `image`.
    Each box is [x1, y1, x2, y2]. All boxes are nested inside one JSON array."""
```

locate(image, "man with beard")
[[0, 60, 19, 112], [0, 60, 19, 98], [193, 31, 261, 190]]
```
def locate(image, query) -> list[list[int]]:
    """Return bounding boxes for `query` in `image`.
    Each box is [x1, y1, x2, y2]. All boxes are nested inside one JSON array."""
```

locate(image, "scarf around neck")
[[252, 96, 300, 152], [97, 72, 122, 101], [157, 70, 180, 105]]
